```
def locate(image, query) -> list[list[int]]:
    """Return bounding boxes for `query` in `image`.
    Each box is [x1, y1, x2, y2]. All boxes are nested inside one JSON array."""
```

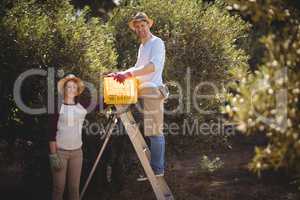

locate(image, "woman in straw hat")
[[48, 74, 95, 200]]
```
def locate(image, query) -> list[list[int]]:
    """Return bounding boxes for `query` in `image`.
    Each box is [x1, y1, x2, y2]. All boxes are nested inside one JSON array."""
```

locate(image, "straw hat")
[[128, 12, 154, 31], [57, 74, 85, 95]]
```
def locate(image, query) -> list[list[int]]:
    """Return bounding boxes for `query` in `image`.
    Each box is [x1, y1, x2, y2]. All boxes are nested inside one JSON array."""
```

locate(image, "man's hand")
[[102, 71, 116, 77], [113, 71, 133, 84]]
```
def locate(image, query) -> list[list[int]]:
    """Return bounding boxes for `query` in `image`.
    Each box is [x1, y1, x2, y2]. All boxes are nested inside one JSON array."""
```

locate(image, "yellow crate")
[[103, 77, 139, 105]]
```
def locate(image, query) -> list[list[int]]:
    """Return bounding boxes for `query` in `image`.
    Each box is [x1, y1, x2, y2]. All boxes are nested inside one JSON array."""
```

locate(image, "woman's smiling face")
[[64, 80, 78, 99]]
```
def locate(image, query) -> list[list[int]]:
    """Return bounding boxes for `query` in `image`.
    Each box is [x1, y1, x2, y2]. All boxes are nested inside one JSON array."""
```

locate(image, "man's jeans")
[[149, 135, 165, 174]]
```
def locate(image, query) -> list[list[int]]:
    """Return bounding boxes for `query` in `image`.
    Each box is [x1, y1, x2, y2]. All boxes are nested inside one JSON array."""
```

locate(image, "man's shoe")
[[137, 172, 164, 182]]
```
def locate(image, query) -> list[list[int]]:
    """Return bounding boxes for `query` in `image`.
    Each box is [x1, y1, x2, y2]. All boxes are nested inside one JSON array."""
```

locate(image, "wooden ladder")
[[80, 105, 174, 200]]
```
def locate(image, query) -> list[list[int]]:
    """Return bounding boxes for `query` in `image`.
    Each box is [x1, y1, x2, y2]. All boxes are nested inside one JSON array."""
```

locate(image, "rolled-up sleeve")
[[150, 39, 165, 72]]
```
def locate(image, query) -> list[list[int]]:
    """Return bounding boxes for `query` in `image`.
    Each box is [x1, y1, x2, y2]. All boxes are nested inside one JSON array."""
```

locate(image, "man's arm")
[[131, 39, 164, 76], [111, 63, 154, 83], [130, 63, 155, 76], [113, 39, 165, 83], [129, 39, 164, 76]]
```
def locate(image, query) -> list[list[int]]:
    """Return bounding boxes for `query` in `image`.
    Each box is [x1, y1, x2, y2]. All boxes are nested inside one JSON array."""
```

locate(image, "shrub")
[[0, 0, 117, 134], [108, 0, 250, 121], [0, 0, 118, 197], [198, 155, 224, 174], [223, 0, 300, 175]]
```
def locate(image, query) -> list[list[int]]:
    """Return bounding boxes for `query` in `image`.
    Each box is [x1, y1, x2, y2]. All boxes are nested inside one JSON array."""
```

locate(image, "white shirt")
[[128, 34, 166, 88], [56, 103, 87, 150]]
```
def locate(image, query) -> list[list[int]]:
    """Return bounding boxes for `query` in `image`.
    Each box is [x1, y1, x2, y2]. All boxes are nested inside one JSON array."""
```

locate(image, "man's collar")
[[141, 33, 153, 45]]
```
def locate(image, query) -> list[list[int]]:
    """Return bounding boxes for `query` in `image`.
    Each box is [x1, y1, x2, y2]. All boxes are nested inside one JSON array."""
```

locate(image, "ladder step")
[[115, 105, 174, 200]]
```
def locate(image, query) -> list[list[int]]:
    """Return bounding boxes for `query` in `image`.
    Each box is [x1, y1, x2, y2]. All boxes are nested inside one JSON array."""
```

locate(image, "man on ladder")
[[80, 12, 173, 200], [108, 12, 168, 181]]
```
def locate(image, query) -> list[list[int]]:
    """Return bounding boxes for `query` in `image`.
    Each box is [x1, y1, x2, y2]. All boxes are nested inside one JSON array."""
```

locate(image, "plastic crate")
[[103, 77, 139, 105]]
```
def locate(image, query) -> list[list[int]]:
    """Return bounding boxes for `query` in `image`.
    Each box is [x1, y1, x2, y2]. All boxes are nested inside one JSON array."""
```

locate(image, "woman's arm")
[[49, 141, 57, 154], [48, 113, 59, 154]]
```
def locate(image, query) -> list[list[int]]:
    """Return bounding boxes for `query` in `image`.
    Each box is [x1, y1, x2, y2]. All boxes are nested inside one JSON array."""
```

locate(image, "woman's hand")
[[49, 153, 63, 171], [49, 141, 62, 171]]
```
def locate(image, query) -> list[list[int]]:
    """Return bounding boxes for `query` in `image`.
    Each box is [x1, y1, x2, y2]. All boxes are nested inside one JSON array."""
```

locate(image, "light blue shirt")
[[128, 34, 165, 88]]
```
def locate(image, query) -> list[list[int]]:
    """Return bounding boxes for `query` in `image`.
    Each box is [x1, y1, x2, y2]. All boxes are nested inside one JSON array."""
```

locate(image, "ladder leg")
[[121, 110, 151, 159], [115, 105, 174, 200], [117, 106, 174, 199], [80, 114, 118, 200]]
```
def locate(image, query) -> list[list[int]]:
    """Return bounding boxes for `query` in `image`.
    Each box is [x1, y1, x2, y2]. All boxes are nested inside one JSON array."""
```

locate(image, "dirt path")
[[1, 135, 299, 200], [108, 135, 300, 200]]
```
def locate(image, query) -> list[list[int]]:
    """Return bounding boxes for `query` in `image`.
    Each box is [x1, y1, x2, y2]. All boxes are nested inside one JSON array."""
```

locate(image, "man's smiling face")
[[133, 20, 151, 40]]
